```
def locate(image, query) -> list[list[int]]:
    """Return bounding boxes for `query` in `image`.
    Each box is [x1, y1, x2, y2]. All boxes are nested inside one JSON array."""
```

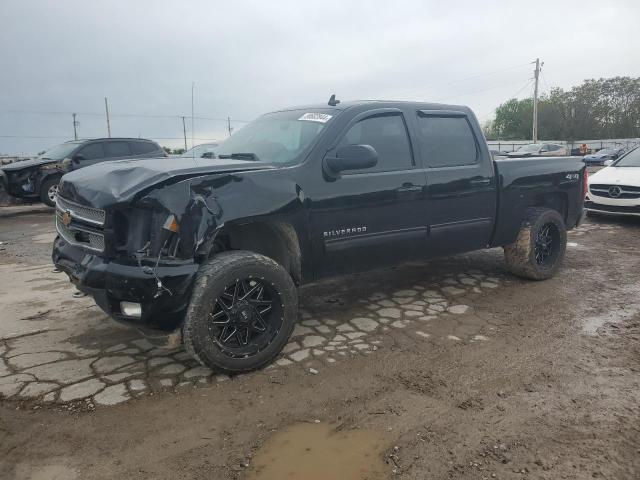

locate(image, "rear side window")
[[416, 115, 478, 168], [131, 141, 158, 155], [104, 141, 131, 157], [77, 142, 104, 160], [338, 113, 413, 173]]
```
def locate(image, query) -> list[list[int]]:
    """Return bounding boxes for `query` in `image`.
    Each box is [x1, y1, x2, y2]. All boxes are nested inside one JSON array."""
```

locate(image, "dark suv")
[[0, 138, 166, 206]]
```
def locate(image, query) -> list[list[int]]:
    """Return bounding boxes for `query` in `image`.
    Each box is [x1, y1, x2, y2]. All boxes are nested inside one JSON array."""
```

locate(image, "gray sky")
[[1, 0, 639, 155]]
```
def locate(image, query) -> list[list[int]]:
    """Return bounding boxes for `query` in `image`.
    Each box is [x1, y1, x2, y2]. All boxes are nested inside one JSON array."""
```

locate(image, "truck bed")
[[491, 156, 586, 247]]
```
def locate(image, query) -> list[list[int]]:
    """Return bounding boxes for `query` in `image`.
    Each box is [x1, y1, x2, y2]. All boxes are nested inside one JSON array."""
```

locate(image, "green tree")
[[489, 76, 640, 140]]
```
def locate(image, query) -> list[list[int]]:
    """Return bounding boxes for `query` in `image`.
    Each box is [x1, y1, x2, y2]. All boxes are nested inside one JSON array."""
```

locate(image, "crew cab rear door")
[[310, 108, 428, 276], [412, 110, 497, 255]]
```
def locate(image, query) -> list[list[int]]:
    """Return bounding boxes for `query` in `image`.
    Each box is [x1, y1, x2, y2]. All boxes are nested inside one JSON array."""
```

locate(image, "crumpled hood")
[[58, 156, 274, 208], [584, 153, 607, 160], [0, 157, 57, 171]]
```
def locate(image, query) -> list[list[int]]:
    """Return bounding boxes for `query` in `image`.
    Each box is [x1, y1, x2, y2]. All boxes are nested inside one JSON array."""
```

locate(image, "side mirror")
[[72, 154, 85, 163], [323, 144, 378, 177], [604, 159, 614, 166]]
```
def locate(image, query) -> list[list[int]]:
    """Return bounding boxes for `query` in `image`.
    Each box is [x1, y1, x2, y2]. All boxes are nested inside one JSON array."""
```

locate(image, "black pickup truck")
[[52, 99, 586, 372]]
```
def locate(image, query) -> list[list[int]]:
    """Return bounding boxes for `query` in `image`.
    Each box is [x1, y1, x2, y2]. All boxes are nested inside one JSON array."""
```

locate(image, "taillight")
[[583, 168, 589, 199]]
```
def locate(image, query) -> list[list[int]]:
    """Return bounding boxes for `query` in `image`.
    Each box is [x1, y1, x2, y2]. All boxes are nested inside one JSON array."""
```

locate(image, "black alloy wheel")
[[208, 277, 282, 357], [534, 222, 560, 266]]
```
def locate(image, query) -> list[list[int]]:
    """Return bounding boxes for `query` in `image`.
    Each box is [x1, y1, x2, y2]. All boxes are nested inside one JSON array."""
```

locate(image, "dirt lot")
[[0, 209, 639, 480]]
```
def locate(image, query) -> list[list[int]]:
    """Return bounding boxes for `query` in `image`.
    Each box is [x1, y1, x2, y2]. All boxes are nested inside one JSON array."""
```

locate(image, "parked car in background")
[[507, 143, 568, 158], [586, 147, 640, 217], [0, 138, 166, 206], [490, 149, 508, 158], [180, 143, 219, 159], [583, 147, 625, 166]]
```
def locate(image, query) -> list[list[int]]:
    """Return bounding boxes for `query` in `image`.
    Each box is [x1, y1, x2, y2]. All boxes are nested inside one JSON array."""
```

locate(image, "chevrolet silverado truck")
[[52, 99, 586, 372]]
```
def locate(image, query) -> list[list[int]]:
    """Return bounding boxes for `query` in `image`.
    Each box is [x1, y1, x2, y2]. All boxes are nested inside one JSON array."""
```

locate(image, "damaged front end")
[[51, 157, 271, 331]]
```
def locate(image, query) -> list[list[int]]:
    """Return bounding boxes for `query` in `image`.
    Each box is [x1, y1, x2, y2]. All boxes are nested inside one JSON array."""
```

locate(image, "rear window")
[[131, 141, 158, 155], [416, 115, 478, 168], [105, 141, 131, 157]]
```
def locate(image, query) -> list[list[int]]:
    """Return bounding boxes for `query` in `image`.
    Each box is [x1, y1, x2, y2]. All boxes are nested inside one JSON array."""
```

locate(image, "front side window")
[[77, 143, 104, 160], [105, 141, 131, 157], [338, 113, 413, 173], [416, 115, 478, 167], [38, 142, 82, 161]]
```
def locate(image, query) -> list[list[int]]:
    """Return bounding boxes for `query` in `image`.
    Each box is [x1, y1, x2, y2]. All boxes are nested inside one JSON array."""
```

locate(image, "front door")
[[309, 108, 428, 277]]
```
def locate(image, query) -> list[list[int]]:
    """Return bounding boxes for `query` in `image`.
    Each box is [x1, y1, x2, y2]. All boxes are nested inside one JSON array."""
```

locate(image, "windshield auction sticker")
[[298, 113, 333, 123]]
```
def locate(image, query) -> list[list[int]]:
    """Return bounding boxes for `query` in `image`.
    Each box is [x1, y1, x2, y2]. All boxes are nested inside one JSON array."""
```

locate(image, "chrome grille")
[[55, 211, 105, 252], [56, 195, 106, 226], [589, 184, 640, 199]]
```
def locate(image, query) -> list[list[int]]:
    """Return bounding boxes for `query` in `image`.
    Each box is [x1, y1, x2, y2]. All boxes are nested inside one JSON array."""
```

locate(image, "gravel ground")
[[0, 209, 639, 479]]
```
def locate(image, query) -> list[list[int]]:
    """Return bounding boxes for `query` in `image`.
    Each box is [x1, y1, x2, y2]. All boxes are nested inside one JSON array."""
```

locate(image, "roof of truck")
[[269, 99, 473, 114]]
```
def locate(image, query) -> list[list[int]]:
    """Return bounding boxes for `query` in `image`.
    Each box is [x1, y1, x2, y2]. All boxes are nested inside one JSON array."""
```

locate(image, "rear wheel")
[[504, 208, 567, 280], [40, 177, 60, 207], [183, 250, 297, 373]]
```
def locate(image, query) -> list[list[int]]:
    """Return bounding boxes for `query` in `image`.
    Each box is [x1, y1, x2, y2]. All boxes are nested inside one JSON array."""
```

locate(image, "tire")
[[503, 208, 567, 280], [183, 250, 298, 373], [40, 177, 60, 207]]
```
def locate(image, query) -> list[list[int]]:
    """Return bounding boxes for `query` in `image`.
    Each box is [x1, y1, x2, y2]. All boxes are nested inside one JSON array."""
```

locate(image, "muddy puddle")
[[246, 423, 388, 480]]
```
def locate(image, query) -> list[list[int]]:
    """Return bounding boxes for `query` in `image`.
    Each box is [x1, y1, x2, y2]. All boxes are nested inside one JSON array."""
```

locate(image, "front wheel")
[[40, 177, 60, 207], [183, 250, 298, 373], [504, 208, 567, 280]]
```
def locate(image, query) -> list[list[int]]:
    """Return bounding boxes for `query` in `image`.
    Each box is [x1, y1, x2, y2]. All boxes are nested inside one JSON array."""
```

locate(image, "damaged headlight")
[[159, 214, 181, 257], [113, 207, 183, 260]]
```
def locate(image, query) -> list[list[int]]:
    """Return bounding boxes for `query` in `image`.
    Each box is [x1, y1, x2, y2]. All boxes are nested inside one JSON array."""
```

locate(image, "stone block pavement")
[[0, 259, 505, 408]]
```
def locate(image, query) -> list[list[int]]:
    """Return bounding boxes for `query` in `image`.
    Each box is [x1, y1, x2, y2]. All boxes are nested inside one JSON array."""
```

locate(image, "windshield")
[[613, 147, 640, 167], [214, 109, 334, 164], [180, 143, 218, 158], [37, 142, 80, 160], [516, 144, 543, 153], [596, 148, 616, 155]]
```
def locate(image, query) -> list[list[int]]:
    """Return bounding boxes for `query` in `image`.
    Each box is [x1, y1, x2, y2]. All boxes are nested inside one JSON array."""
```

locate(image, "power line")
[[435, 76, 534, 103], [381, 62, 532, 100], [0, 110, 252, 123], [0, 135, 220, 140], [476, 79, 534, 121]]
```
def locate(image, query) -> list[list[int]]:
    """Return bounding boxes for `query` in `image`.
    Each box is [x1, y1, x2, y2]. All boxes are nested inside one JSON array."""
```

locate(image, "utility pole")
[[181, 116, 188, 150], [104, 97, 112, 138], [532, 58, 541, 143], [227, 116, 233, 136], [72, 113, 78, 140]]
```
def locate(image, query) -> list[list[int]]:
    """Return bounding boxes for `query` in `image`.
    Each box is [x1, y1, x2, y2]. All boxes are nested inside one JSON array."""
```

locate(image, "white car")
[[586, 147, 640, 217]]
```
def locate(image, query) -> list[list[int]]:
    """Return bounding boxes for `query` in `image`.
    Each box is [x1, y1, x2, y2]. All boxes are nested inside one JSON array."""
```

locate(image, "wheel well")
[[209, 221, 302, 285], [533, 193, 567, 223]]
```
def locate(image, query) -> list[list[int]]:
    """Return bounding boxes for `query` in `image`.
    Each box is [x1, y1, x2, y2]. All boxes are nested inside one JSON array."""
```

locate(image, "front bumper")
[[52, 236, 199, 331], [585, 200, 640, 217]]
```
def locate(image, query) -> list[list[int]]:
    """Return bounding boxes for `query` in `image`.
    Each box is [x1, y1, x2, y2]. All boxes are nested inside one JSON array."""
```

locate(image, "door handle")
[[396, 183, 423, 193], [470, 178, 491, 186]]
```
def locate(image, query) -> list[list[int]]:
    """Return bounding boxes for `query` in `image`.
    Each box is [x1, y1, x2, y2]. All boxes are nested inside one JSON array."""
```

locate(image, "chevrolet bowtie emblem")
[[61, 211, 72, 226]]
